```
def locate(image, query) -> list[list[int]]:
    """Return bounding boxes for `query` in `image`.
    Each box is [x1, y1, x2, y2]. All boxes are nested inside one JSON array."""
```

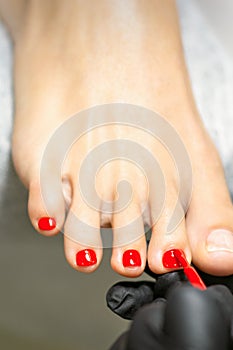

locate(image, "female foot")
[[1, 0, 233, 276]]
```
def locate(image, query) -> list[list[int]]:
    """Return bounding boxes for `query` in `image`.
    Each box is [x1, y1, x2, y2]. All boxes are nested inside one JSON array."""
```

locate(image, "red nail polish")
[[162, 249, 206, 290], [162, 249, 183, 268], [76, 249, 97, 267], [38, 217, 56, 231], [123, 250, 141, 267]]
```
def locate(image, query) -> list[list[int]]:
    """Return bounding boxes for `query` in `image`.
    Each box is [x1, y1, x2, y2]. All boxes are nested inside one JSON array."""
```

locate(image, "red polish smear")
[[76, 249, 97, 267], [123, 250, 142, 267], [38, 217, 56, 231], [163, 249, 207, 291]]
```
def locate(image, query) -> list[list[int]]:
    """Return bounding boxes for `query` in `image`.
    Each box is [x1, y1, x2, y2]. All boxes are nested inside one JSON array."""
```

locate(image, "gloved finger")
[[203, 285, 233, 344], [110, 331, 129, 350], [145, 263, 233, 297], [194, 268, 233, 294], [106, 270, 203, 321], [109, 284, 233, 350], [127, 298, 167, 350], [164, 284, 232, 350], [106, 281, 155, 320], [153, 271, 187, 298], [204, 285, 233, 321]]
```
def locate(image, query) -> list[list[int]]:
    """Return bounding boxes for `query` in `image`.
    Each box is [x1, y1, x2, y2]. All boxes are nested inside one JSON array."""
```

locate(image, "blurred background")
[[0, 1, 232, 349]]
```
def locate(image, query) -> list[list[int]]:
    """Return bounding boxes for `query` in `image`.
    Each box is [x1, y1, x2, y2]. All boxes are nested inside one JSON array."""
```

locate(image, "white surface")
[[195, 0, 233, 59], [177, 0, 233, 195]]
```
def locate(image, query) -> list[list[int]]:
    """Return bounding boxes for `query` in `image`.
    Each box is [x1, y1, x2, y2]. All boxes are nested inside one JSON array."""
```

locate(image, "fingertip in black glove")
[[107, 268, 233, 350], [109, 283, 233, 350], [107, 266, 233, 320], [106, 268, 187, 320]]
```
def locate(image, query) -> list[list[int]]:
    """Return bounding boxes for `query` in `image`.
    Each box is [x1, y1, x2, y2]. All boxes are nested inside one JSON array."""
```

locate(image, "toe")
[[63, 187, 103, 273], [111, 201, 147, 277], [148, 197, 191, 274], [28, 179, 66, 236], [185, 142, 233, 276], [64, 236, 103, 273], [186, 192, 233, 276]]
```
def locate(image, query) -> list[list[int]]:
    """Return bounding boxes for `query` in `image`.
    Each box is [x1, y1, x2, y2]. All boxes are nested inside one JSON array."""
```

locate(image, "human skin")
[[0, 0, 232, 276]]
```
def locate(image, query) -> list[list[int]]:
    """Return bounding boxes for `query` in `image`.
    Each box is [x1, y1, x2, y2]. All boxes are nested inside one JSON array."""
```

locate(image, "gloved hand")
[[107, 268, 233, 350]]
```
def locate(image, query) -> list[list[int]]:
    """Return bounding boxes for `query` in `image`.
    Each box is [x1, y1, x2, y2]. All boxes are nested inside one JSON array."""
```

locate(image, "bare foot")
[[1, 0, 232, 276]]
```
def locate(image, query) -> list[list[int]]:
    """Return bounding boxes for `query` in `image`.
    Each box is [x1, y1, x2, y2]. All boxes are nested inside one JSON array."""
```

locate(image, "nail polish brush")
[[163, 249, 207, 290], [173, 249, 206, 290]]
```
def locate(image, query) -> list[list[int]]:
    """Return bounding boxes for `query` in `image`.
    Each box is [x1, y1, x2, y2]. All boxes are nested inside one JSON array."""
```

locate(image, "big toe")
[[187, 191, 233, 276]]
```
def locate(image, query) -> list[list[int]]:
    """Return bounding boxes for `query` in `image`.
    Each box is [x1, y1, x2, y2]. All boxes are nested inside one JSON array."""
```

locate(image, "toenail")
[[162, 249, 183, 268], [38, 217, 56, 231], [122, 250, 141, 267], [76, 249, 97, 267], [206, 229, 233, 253]]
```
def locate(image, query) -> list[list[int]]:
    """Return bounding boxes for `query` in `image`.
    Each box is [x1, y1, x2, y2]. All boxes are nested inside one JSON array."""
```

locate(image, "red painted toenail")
[[38, 217, 56, 231], [162, 249, 206, 290], [76, 249, 97, 267], [123, 250, 141, 267], [162, 249, 183, 268]]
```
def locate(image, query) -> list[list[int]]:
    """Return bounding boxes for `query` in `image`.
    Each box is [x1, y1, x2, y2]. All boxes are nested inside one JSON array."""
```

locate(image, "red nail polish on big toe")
[[76, 249, 97, 267], [38, 217, 56, 231], [123, 250, 141, 267]]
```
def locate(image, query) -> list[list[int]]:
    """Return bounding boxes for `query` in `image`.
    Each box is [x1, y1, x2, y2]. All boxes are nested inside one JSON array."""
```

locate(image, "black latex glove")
[[109, 283, 233, 350], [107, 266, 233, 320], [107, 268, 233, 350]]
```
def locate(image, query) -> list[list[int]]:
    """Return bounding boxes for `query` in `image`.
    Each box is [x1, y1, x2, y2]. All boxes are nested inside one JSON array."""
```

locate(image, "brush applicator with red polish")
[[162, 249, 207, 290]]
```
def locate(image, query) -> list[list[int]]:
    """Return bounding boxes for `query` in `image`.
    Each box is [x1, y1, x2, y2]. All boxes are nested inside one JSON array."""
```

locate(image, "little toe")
[[28, 179, 66, 236]]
